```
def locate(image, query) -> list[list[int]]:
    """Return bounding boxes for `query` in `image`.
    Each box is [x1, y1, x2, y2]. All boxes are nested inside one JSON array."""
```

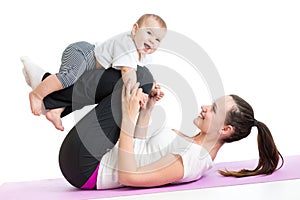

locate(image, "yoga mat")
[[1, 155, 299, 200]]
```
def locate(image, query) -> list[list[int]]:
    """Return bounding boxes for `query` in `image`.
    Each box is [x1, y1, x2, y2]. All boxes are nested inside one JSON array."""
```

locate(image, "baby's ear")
[[131, 23, 139, 36]]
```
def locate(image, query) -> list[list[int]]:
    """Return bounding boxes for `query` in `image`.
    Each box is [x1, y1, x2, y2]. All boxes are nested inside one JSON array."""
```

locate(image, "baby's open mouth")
[[144, 43, 151, 50]]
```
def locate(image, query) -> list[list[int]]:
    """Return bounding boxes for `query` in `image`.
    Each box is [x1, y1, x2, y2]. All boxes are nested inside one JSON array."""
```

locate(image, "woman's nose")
[[203, 105, 212, 112], [201, 105, 207, 112]]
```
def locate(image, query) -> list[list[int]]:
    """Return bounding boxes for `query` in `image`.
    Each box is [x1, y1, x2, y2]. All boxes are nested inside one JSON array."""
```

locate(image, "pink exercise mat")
[[1, 155, 299, 200]]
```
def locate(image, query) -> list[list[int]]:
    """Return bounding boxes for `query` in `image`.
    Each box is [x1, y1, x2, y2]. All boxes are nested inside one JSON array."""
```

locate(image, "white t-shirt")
[[96, 128, 213, 189], [94, 32, 152, 70]]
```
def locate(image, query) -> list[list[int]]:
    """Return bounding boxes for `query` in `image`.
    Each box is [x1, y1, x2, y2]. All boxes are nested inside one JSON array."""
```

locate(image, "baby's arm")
[[134, 82, 164, 139]]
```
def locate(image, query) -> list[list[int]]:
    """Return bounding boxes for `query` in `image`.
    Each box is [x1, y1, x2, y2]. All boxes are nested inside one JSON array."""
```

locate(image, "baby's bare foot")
[[46, 108, 64, 131], [29, 91, 43, 116]]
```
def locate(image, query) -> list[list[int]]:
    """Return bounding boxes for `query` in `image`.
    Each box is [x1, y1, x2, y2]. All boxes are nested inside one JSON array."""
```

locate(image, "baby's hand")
[[139, 93, 149, 109], [149, 81, 164, 101]]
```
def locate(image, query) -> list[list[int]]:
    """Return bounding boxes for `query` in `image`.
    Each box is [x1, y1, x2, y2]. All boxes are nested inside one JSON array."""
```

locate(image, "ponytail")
[[254, 121, 284, 175], [219, 95, 284, 178]]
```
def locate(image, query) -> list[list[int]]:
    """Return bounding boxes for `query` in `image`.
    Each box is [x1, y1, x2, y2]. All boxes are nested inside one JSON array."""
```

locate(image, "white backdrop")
[[1, 0, 300, 185]]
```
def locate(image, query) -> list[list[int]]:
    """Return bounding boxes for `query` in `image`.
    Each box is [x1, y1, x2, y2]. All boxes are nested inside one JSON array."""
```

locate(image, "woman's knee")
[[136, 66, 154, 94]]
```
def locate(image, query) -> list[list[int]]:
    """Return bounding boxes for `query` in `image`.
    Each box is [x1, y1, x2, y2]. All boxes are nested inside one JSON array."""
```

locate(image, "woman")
[[53, 80, 283, 189], [23, 66, 284, 189]]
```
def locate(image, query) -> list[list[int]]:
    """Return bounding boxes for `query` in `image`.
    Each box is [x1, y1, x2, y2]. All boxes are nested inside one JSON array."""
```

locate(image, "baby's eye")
[[156, 38, 160, 42], [147, 31, 152, 35]]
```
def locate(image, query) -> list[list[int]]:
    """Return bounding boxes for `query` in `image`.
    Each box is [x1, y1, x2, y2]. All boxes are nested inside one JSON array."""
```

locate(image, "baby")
[[22, 14, 167, 130]]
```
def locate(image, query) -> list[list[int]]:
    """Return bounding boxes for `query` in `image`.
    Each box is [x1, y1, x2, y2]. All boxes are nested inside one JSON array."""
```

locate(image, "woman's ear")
[[131, 23, 139, 36], [219, 125, 234, 136]]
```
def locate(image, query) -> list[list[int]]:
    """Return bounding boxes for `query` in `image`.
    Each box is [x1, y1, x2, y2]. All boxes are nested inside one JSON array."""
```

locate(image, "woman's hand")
[[122, 80, 144, 123]]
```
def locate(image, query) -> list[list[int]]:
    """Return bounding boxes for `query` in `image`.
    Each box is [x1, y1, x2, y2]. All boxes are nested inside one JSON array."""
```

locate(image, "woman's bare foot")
[[46, 108, 65, 131], [21, 57, 48, 115], [29, 91, 43, 116]]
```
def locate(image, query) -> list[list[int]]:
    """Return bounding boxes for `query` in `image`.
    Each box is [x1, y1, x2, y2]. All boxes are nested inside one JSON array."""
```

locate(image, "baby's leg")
[[46, 108, 65, 131]]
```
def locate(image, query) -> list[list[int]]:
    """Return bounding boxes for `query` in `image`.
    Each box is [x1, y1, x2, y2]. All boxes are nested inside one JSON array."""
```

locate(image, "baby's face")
[[132, 19, 166, 55]]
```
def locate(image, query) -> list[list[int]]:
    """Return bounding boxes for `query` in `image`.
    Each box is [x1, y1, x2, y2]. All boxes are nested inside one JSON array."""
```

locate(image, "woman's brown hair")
[[219, 94, 284, 177]]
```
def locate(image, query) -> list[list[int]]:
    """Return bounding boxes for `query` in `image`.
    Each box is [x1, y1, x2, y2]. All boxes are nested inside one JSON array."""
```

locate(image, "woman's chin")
[[193, 118, 201, 128]]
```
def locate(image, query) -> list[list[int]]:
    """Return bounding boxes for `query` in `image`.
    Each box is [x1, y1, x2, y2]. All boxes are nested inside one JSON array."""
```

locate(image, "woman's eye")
[[212, 103, 217, 113]]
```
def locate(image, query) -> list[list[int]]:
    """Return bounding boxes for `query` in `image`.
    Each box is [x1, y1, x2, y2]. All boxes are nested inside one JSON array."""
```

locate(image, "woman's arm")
[[118, 82, 183, 187], [133, 109, 151, 139], [119, 153, 184, 187]]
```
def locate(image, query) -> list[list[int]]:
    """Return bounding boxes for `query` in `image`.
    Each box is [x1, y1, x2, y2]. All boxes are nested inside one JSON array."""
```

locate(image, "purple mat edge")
[[1, 155, 299, 200]]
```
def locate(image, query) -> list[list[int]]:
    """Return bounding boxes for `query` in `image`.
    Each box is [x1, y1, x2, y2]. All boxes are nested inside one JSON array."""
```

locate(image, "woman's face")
[[193, 96, 236, 134]]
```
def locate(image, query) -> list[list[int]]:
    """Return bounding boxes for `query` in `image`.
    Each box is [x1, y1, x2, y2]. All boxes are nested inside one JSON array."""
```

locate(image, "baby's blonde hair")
[[136, 14, 167, 29]]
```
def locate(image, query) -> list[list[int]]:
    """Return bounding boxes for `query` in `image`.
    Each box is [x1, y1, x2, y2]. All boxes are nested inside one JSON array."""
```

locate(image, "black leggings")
[[43, 66, 153, 189]]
